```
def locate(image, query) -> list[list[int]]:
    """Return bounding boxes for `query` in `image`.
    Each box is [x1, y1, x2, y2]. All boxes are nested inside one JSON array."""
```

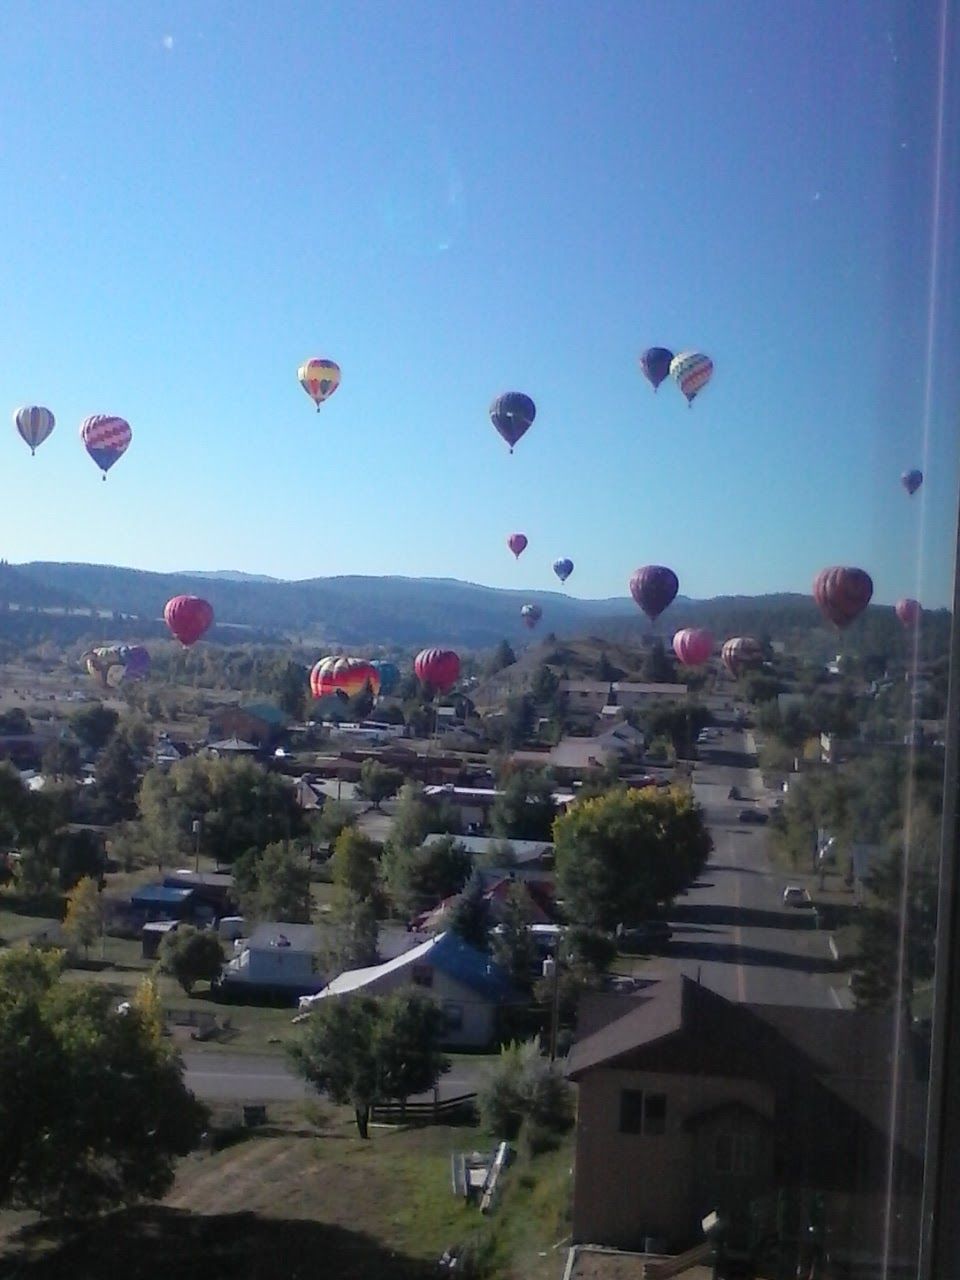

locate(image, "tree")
[[485, 640, 517, 675], [640, 641, 674, 684], [531, 663, 560, 704], [386, 782, 433, 852], [41, 738, 81, 781], [94, 732, 140, 820], [157, 925, 225, 994], [325, 889, 379, 970], [0, 948, 206, 1214], [491, 767, 556, 843], [330, 827, 380, 901], [62, 877, 103, 957], [477, 1039, 573, 1143], [381, 833, 472, 918], [355, 759, 403, 810], [0, 708, 31, 735], [446, 879, 490, 950], [289, 991, 449, 1138], [239, 841, 312, 923], [310, 798, 356, 849], [555, 787, 713, 930], [491, 885, 539, 992], [69, 704, 119, 752], [55, 829, 104, 891], [275, 660, 308, 719]]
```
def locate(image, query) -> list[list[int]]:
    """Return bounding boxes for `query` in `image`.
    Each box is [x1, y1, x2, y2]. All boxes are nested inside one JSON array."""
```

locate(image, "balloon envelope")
[[298, 358, 341, 409], [629, 566, 679, 622], [673, 628, 713, 666], [164, 595, 214, 647], [895, 598, 922, 628], [371, 660, 400, 696], [414, 648, 460, 692], [310, 656, 380, 700], [669, 351, 714, 404], [813, 567, 874, 628], [508, 533, 528, 559], [639, 347, 674, 391], [721, 636, 763, 678], [14, 406, 55, 456], [521, 604, 543, 630], [490, 392, 536, 452], [80, 415, 132, 477], [901, 469, 923, 496], [553, 558, 574, 584]]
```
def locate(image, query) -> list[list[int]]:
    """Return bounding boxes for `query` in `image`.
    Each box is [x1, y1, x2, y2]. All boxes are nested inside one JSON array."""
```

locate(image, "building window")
[[411, 963, 433, 988], [619, 1090, 667, 1135], [715, 1132, 755, 1175], [442, 1001, 463, 1030]]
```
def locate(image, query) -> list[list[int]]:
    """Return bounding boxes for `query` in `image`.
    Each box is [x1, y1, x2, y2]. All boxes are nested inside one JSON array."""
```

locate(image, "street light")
[[192, 818, 202, 874]]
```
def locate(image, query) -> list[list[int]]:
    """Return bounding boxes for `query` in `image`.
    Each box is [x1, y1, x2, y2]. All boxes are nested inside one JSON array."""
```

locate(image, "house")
[[423, 784, 577, 831], [207, 702, 288, 748], [565, 975, 925, 1267], [219, 921, 325, 999], [413, 875, 555, 934], [154, 733, 191, 767], [300, 930, 515, 1049], [560, 680, 688, 728], [163, 870, 236, 916], [421, 833, 554, 868], [130, 883, 213, 925]]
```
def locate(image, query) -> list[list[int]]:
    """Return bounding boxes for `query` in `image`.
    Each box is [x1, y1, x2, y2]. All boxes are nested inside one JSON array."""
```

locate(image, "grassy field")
[[0, 1117, 574, 1280]]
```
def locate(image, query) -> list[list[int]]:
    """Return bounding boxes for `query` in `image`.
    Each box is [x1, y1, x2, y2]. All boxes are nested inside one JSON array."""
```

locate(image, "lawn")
[[0, 1117, 574, 1280]]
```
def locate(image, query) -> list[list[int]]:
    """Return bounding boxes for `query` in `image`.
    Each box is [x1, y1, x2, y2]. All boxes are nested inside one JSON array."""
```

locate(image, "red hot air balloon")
[[80, 414, 132, 479], [521, 604, 543, 630], [721, 636, 763, 678], [895, 598, 922, 628], [164, 595, 214, 647], [629, 566, 679, 623], [310, 656, 381, 700], [673, 628, 713, 666], [639, 347, 674, 392], [813, 567, 874, 628], [414, 648, 460, 692], [507, 533, 528, 559], [490, 393, 536, 453]]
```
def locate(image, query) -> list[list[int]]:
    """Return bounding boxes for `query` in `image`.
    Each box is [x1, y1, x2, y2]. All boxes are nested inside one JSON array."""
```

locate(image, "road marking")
[[830, 985, 844, 1009]]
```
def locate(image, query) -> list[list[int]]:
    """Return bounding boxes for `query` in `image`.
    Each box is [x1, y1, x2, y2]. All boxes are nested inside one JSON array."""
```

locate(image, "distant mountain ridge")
[[0, 560, 944, 656]]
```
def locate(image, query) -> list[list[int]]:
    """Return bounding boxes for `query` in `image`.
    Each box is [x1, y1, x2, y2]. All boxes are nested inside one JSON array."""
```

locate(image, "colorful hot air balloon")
[[508, 533, 528, 559], [164, 595, 214, 647], [14, 406, 55, 456], [310, 656, 381, 700], [639, 347, 675, 392], [721, 636, 763, 678], [629, 566, 679, 623], [669, 351, 714, 405], [521, 604, 543, 630], [298, 358, 341, 410], [371, 660, 400, 696], [553, 558, 574, 584], [80, 414, 132, 479], [895, 598, 922, 628], [124, 645, 151, 680], [901, 469, 923, 496], [813, 567, 874, 629], [490, 392, 536, 452], [414, 648, 461, 692], [673, 628, 713, 666]]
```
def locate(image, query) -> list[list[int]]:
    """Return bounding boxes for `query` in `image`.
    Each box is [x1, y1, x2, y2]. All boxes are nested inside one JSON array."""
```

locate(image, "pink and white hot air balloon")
[[895, 598, 921, 628], [672, 628, 713, 667]]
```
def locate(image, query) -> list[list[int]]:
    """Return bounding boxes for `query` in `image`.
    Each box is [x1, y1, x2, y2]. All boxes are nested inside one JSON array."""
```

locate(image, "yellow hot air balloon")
[[298, 358, 341, 411]]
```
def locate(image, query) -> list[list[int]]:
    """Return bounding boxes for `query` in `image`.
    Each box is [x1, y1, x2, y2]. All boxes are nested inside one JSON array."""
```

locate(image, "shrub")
[[478, 1040, 574, 1142]]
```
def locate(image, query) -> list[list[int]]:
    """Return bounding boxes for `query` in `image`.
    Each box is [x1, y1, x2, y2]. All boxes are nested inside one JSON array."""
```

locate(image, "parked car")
[[616, 920, 673, 952], [738, 808, 768, 824], [782, 885, 812, 908]]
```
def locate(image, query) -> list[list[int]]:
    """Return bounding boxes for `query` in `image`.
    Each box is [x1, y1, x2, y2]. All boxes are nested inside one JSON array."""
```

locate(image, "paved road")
[[672, 720, 842, 1009], [182, 1050, 486, 1104]]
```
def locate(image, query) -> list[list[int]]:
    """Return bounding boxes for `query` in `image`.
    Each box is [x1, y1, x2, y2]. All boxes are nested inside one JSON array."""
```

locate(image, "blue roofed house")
[[130, 883, 213, 924], [299, 931, 515, 1050], [207, 702, 288, 749]]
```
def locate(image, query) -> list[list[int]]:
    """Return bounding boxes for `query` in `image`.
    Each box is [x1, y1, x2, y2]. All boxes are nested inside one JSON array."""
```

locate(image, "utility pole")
[[542, 954, 561, 1062], [192, 817, 202, 874]]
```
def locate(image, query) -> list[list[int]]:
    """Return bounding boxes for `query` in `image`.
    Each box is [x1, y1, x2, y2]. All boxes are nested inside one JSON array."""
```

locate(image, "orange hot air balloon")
[[310, 657, 381, 700]]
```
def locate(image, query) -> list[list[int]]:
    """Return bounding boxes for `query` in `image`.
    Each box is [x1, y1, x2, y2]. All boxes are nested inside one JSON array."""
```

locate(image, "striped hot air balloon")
[[14, 406, 55, 456], [310, 656, 381, 700], [414, 648, 460, 693], [673, 628, 713, 666], [669, 351, 714, 405], [521, 604, 543, 630], [80, 414, 132, 479], [298, 358, 341, 410], [813, 567, 874, 629]]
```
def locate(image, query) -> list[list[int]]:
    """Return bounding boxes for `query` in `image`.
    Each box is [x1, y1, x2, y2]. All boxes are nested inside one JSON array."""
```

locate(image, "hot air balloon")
[[895, 598, 922, 628], [310, 657, 381, 700], [901, 469, 923, 496], [124, 645, 151, 680], [629, 566, 679, 623], [669, 351, 714, 405], [14, 406, 55, 456], [813, 567, 874, 628], [553, 558, 574, 584], [164, 595, 214, 647], [298, 358, 341, 410], [521, 604, 543, 630], [490, 392, 536, 452], [673, 628, 713, 666], [80, 415, 132, 479], [371, 660, 401, 696], [721, 636, 763, 678], [414, 648, 460, 692], [639, 347, 674, 392], [508, 533, 528, 559]]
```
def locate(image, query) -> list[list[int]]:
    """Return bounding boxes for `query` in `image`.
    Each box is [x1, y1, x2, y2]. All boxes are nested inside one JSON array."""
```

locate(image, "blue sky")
[[1, 1, 957, 608]]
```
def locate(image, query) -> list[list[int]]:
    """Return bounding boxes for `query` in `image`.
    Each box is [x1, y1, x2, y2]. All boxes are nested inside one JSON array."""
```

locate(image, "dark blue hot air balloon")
[[490, 392, 536, 453], [553, 558, 574, 584]]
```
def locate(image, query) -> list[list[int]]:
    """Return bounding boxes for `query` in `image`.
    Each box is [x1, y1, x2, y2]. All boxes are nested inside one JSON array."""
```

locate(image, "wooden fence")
[[371, 1091, 477, 1124]]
